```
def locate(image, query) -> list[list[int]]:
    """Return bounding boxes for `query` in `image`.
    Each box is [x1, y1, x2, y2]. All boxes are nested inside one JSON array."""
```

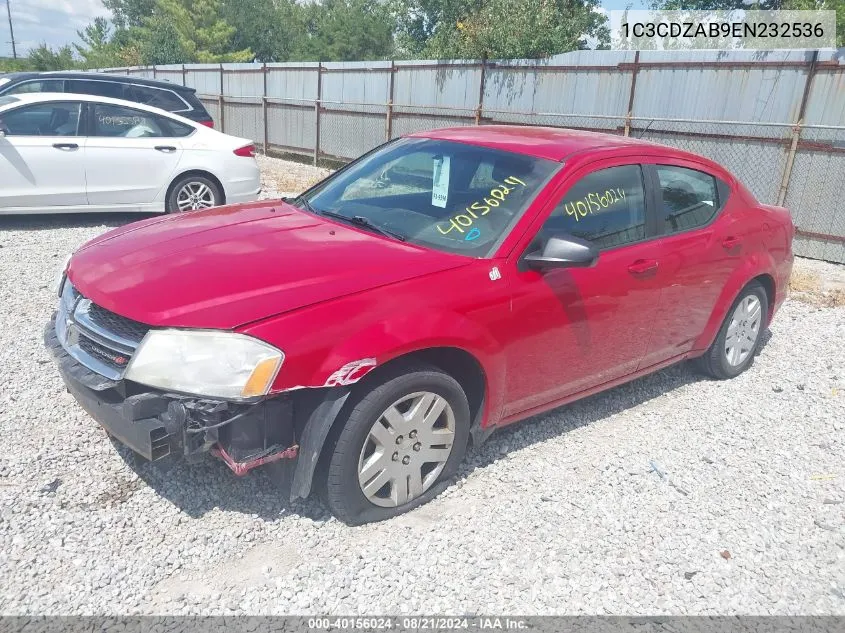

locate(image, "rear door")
[[0, 100, 87, 209], [503, 160, 665, 417], [84, 102, 188, 208], [638, 161, 740, 368]]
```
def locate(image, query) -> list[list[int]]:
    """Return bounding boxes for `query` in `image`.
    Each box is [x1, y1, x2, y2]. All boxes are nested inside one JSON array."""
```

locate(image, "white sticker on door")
[[431, 155, 450, 208]]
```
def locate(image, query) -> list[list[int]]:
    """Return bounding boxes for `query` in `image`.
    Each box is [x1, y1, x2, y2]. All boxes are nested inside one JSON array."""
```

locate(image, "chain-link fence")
[[112, 53, 845, 263]]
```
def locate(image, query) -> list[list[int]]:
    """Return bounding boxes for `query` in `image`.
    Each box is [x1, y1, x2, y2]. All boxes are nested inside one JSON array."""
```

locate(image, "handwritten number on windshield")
[[436, 177, 526, 236]]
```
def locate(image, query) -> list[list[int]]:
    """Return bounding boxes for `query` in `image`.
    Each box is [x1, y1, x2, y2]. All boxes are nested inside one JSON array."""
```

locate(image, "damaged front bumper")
[[44, 315, 298, 476]]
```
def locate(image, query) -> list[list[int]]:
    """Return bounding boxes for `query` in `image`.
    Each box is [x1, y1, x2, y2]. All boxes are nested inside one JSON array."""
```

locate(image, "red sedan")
[[46, 126, 794, 525]]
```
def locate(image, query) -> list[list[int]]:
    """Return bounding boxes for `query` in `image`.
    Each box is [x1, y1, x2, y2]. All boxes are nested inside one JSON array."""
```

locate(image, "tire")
[[166, 174, 223, 213], [322, 364, 471, 525], [696, 281, 768, 380]]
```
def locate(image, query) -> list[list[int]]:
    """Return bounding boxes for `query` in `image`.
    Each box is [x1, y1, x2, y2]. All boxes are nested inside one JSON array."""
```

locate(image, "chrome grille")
[[55, 282, 150, 380], [86, 303, 149, 344]]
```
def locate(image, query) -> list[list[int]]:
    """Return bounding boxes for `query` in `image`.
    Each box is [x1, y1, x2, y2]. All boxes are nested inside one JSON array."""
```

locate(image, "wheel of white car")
[[167, 174, 223, 213], [322, 364, 471, 525]]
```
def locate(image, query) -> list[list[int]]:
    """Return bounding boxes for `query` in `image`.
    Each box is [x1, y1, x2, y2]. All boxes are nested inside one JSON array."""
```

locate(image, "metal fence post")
[[181, 63, 186, 86], [385, 60, 395, 141], [624, 51, 640, 137], [778, 121, 803, 207], [262, 63, 269, 156], [776, 50, 818, 206], [314, 62, 323, 166], [218, 63, 225, 134], [475, 52, 487, 125], [152, 65, 157, 79]]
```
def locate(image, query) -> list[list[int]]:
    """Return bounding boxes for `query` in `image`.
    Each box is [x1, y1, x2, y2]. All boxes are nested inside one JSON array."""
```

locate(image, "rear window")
[[180, 91, 209, 116], [123, 85, 189, 112]]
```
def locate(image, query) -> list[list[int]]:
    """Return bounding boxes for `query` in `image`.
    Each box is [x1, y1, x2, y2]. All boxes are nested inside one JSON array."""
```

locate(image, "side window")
[[543, 164, 647, 250], [4, 79, 64, 95], [65, 79, 124, 99], [92, 104, 167, 138], [166, 119, 195, 138], [0, 102, 81, 136], [656, 165, 722, 234], [124, 85, 189, 112]]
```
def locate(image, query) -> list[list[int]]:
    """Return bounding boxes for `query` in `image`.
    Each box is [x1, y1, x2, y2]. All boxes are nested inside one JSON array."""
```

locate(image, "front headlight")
[[125, 330, 284, 400]]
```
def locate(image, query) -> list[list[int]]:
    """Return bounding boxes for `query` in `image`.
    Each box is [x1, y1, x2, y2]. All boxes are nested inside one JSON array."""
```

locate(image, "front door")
[[84, 103, 184, 208], [503, 162, 664, 418], [0, 101, 87, 210]]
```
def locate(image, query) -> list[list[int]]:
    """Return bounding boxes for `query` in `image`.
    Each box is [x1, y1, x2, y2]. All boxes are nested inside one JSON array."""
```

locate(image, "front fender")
[[692, 251, 776, 352]]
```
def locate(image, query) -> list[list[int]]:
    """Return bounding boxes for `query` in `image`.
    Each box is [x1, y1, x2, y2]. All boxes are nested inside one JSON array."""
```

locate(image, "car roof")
[[0, 92, 199, 125], [0, 71, 196, 93], [410, 125, 673, 163]]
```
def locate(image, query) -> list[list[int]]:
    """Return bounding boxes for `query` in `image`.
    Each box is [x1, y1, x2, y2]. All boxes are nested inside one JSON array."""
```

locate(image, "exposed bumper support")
[[45, 315, 298, 466], [44, 314, 353, 501]]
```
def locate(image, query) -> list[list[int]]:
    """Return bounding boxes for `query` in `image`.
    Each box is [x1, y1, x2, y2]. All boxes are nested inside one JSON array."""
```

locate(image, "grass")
[[789, 268, 845, 308]]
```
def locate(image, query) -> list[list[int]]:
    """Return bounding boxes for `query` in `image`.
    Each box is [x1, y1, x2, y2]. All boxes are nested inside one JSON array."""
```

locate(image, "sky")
[[0, 0, 650, 59]]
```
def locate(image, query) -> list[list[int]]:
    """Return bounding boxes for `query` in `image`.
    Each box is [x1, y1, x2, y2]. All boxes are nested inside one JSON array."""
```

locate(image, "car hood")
[[68, 201, 469, 329]]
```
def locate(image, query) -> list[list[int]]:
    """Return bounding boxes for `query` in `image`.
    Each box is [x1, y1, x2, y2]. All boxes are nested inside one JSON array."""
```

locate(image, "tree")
[[222, 0, 304, 62], [103, 0, 157, 29], [75, 17, 124, 68], [26, 44, 77, 71], [297, 0, 396, 61], [393, 0, 609, 59], [79, 0, 254, 65], [138, 0, 252, 62]]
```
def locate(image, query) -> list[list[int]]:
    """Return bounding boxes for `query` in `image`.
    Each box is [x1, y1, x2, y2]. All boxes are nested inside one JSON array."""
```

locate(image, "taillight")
[[199, 120, 214, 128], [234, 144, 256, 158]]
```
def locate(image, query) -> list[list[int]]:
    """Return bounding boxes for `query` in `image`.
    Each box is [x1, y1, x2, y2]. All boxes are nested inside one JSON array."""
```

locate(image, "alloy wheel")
[[724, 294, 762, 366], [176, 182, 215, 211]]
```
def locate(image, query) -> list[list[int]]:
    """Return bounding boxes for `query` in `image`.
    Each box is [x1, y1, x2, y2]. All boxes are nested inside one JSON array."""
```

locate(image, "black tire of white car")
[[322, 364, 471, 526], [166, 174, 222, 213], [697, 281, 769, 380]]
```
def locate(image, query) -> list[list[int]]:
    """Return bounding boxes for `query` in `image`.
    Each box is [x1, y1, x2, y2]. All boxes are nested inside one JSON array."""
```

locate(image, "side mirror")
[[523, 234, 599, 271]]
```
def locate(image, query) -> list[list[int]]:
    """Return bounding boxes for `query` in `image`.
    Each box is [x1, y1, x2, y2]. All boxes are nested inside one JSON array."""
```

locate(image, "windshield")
[[299, 138, 558, 256]]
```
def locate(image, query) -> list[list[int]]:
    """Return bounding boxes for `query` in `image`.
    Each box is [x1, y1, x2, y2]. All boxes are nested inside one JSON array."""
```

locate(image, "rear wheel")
[[322, 365, 470, 525], [696, 281, 768, 380], [166, 174, 222, 213]]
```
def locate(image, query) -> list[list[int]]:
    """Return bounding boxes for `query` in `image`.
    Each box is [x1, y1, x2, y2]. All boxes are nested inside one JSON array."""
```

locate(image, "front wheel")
[[166, 174, 223, 213], [322, 365, 470, 525], [696, 281, 768, 380]]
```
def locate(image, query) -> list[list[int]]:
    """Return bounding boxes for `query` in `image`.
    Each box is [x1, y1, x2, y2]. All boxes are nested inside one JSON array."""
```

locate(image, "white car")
[[0, 92, 260, 214]]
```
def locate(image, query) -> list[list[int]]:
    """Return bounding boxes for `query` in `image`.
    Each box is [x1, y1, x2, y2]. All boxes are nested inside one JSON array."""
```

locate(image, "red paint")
[[66, 127, 794, 433], [211, 444, 299, 476]]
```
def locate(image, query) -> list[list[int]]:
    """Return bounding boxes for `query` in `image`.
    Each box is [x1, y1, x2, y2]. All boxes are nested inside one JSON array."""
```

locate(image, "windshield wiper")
[[284, 195, 318, 214], [319, 209, 407, 242]]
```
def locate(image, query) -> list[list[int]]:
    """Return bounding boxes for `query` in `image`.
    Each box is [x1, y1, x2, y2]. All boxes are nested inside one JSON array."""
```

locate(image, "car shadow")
[[112, 330, 773, 524], [0, 212, 155, 231]]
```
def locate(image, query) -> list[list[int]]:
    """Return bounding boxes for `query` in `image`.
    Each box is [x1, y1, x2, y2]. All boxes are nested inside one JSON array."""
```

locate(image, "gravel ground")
[[0, 159, 844, 615]]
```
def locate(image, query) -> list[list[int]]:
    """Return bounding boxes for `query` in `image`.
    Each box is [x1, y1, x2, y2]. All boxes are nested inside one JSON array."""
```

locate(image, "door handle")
[[155, 145, 177, 153], [627, 259, 659, 276], [722, 236, 742, 250], [52, 143, 78, 150]]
